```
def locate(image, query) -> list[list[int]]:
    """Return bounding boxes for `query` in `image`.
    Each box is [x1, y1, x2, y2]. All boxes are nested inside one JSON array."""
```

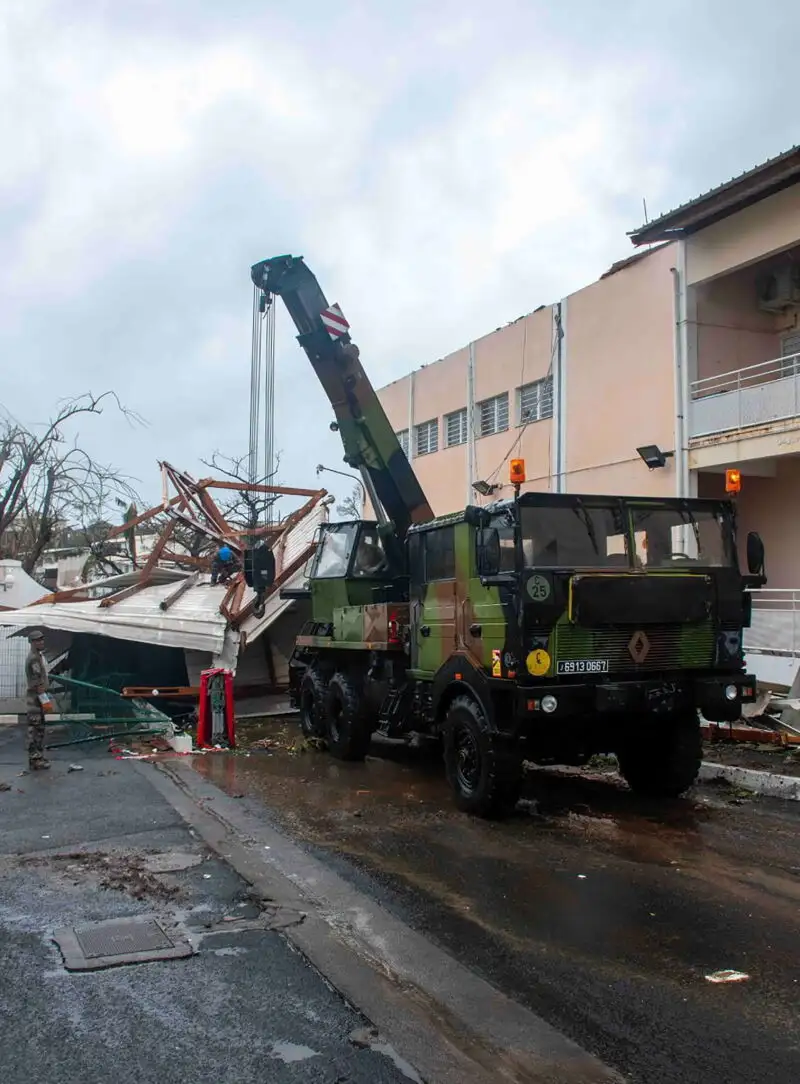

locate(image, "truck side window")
[[352, 528, 388, 577], [496, 525, 516, 571], [424, 527, 455, 581], [314, 524, 357, 578]]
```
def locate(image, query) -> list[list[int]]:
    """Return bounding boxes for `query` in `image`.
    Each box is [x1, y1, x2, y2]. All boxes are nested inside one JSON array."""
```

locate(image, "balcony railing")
[[744, 589, 800, 658], [689, 354, 800, 439]]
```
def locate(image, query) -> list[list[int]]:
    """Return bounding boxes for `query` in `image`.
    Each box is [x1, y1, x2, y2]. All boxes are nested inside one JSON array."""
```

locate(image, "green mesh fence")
[[45, 674, 173, 747]]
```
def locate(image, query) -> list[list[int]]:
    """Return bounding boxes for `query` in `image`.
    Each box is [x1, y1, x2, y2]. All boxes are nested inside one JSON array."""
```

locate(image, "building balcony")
[[690, 354, 800, 440]]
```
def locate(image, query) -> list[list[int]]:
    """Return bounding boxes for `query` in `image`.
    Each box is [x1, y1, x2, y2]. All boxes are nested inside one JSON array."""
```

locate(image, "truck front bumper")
[[519, 672, 757, 723]]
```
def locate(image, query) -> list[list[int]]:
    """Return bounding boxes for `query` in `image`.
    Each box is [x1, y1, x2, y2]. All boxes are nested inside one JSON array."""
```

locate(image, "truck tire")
[[617, 713, 702, 799], [324, 671, 372, 761], [443, 695, 522, 818], [299, 668, 327, 741]]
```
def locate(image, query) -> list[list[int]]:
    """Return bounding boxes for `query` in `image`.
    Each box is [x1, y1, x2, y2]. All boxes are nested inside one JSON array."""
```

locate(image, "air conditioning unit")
[[756, 264, 800, 312]]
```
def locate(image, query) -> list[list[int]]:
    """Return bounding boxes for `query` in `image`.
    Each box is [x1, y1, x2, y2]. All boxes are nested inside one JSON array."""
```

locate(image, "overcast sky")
[[2, 0, 798, 516]]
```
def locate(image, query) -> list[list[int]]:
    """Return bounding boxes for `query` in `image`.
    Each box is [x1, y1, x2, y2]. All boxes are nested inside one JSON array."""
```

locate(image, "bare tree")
[[0, 393, 142, 574], [200, 450, 283, 533], [336, 484, 363, 519]]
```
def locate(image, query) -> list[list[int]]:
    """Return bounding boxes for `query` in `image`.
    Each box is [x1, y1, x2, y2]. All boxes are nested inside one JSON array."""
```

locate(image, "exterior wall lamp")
[[636, 445, 675, 470]]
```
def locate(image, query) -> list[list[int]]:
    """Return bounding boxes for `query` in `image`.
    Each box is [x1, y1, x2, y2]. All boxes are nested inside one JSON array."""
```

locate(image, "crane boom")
[[250, 255, 433, 540]]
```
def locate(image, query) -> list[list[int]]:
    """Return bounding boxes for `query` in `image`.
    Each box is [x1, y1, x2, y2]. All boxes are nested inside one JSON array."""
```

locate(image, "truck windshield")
[[631, 506, 736, 568], [314, 523, 358, 578], [519, 505, 628, 569]]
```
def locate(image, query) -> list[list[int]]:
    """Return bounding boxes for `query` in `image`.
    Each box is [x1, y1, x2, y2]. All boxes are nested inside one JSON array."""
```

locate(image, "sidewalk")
[[0, 726, 414, 1084]]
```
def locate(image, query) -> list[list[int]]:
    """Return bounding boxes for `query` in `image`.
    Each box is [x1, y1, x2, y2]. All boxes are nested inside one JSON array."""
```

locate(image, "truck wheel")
[[299, 668, 327, 741], [617, 713, 702, 799], [324, 672, 372, 761], [443, 695, 521, 818]]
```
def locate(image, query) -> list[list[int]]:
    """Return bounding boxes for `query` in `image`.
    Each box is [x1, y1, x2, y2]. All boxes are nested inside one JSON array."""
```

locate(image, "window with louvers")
[[395, 429, 410, 457], [445, 408, 467, 447], [478, 393, 509, 437], [518, 377, 553, 424], [415, 419, 439, 456]]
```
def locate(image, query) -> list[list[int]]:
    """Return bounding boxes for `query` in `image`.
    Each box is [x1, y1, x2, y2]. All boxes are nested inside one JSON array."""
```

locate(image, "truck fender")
[[431, 655, 496, 732]]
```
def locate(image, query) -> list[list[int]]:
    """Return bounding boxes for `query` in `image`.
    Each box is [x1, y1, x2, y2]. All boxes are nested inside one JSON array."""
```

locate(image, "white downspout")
[[466, 341, 476, 506], [557, 298, 568, 493], [671, 243, 690, 502], [408, 369, 415, 464]]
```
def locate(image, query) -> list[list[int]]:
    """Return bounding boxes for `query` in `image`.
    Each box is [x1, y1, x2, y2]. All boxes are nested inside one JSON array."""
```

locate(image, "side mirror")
[[476, 528, 501, 577], [746, 531, 765, 577]]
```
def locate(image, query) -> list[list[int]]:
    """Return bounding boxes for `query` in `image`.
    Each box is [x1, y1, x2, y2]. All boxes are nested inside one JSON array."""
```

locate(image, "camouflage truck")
[[249, 255, 767, 818]]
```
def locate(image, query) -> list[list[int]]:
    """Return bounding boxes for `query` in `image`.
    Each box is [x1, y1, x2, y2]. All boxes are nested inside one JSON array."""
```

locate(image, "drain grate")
[[53, 916, 194, 971], [75, 918, 174, 959]]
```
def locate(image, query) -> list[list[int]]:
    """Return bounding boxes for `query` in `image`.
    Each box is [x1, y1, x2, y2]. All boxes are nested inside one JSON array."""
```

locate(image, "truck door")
[[408, 525, 457, 676]]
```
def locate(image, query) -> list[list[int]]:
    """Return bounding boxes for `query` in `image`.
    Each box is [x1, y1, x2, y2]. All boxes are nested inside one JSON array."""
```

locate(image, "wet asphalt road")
[[195, 723, 800, 1084]]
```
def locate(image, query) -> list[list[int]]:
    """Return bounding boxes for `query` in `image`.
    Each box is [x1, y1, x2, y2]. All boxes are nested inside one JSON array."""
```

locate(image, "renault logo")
[[628, 630, 650, 663]]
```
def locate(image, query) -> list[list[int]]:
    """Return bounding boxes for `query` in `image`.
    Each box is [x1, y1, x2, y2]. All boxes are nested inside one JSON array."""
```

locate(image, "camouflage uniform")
[[25, 632, 49, 768]]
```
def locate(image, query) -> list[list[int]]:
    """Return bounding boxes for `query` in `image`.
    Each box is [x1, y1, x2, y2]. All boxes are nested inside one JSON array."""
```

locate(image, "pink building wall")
[[686, 184, 800, 285], [695, 266, 781, 383], [564, 243, 677, 497], [698, 458, 800, 589], [374, 308, 554, 516]]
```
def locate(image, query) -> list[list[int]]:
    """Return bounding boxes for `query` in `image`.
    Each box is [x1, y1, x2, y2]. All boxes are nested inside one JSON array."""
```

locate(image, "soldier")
[[25, 628, 51, 771]]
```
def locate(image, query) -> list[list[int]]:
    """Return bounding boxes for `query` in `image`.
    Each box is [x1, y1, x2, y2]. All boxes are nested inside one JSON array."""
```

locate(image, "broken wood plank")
[[204, 480, 326, 498], [31, 585, 95, 606], [159, 571, 200, 611], [97, 578, 152, 609], [105, 493, 184, 538], [100, 520, 178, 608]]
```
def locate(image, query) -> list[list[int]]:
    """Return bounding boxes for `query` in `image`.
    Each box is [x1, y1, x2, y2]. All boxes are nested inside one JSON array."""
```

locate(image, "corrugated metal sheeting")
[[0, 499, 328, 668]]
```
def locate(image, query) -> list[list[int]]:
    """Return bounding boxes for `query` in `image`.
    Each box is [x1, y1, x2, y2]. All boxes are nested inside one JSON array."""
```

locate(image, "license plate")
[[556, 659, 609, 675]]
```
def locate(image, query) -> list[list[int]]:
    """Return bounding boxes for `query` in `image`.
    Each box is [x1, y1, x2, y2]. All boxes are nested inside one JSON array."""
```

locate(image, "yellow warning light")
[[725, 468, 741, 494], [510, 458, 526, 485]]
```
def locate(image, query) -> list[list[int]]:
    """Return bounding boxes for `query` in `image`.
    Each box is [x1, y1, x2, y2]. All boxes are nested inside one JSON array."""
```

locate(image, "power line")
[[484, 309, 560, 487]]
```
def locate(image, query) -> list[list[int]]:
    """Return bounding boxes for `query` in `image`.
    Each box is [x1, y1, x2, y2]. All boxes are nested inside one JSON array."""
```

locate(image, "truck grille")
[[551, 623, 717, 674]]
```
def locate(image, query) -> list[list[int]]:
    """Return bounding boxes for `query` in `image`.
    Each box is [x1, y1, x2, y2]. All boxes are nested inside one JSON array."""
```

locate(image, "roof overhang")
[[629, 145, 800, 246]]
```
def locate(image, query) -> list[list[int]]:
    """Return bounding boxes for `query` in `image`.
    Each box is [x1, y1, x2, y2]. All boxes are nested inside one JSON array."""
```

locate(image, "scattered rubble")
[[19, 850, 185, 902], [705, 970, 750, 984]]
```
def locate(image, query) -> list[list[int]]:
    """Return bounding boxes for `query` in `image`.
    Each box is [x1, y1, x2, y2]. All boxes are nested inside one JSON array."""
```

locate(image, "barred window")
[[478, 393, 509, 437], [445, 408, 467, 447], [415, 418, 439, 456], [518, 377, 554, 424], [396, 429, 410, 457]]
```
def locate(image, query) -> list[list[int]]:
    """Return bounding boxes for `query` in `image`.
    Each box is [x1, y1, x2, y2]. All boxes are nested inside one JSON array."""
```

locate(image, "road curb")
[[138, 757, 623, 1084], [699, 761, 800, 800]]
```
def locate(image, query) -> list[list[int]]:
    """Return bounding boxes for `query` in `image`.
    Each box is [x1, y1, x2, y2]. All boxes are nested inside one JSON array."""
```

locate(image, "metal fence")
[[0, 627, 27, 700], [45, 674, 173, 746], [744, 589, 800, 657], [689, 354, 800, 438]]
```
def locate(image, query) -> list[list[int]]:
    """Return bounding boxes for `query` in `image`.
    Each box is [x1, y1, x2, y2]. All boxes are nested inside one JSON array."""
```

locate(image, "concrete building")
[[376, 147, 800, 688]]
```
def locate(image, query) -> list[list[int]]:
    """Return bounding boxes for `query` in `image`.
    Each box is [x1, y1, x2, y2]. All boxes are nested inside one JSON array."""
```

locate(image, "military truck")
[[249, 254, 767, 817]]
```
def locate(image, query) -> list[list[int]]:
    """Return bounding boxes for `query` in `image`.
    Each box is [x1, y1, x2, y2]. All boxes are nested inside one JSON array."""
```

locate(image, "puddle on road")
[[269, 1041, 319, 1064], [190, 718, 800, 1007], [194, 719, 709, 867]]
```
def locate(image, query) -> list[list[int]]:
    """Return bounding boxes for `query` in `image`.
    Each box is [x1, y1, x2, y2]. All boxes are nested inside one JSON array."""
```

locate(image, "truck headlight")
[[541, 695, 558, 714], [724, 684, 738, 701]]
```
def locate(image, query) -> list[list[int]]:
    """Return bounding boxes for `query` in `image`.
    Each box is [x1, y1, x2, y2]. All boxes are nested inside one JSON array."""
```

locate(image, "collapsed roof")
[[0, 462, 329, 666]]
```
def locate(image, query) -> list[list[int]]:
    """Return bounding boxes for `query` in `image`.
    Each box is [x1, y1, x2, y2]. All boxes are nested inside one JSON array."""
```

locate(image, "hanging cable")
[[249, 283, 263, 492], [484, 313, 560, 486], [262, 296, 276, 526]]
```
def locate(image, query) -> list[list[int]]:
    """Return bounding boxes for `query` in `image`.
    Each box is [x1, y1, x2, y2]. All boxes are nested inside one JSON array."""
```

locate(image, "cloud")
[[1, 0, 799, 514]]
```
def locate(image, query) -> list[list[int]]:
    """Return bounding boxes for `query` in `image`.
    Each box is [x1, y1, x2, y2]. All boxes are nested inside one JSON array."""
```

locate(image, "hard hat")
[[218, 546, 233, 562]]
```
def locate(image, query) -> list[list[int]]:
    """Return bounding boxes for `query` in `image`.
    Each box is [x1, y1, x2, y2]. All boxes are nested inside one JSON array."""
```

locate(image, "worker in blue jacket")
[[210, 545, 241, 585]]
